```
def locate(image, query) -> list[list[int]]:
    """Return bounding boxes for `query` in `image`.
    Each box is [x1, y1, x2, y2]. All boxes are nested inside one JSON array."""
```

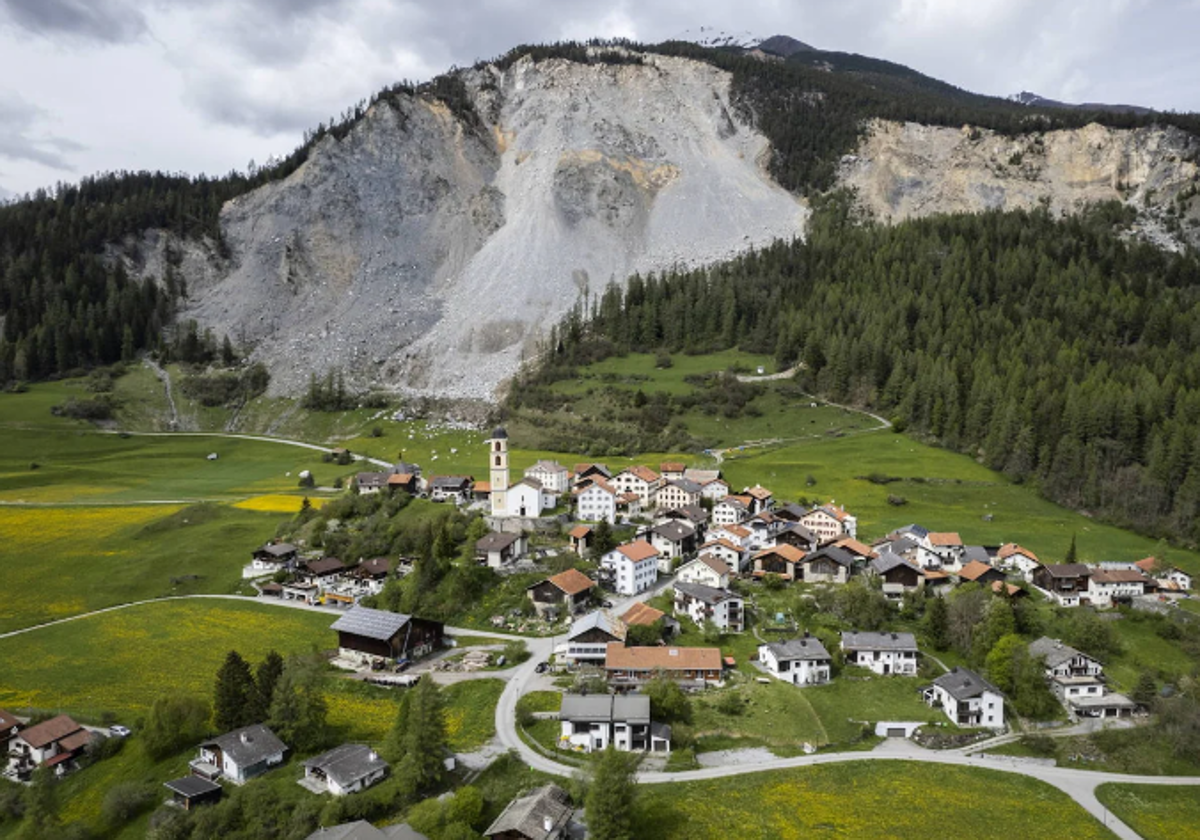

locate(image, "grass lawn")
[[1095, 783, 1200, 840], [0, 502, 286, 633], [549, 350, 779, 397], [517, 690, 563, 714], [1102, 614, 1199, 690], [442, 679, 505, 751], [636, 761, 1118, 839]]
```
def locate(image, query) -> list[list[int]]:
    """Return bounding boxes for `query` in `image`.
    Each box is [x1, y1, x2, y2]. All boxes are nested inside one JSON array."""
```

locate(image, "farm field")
[[1095, 783, 1200, 840], [634, 761, 1118, 839]]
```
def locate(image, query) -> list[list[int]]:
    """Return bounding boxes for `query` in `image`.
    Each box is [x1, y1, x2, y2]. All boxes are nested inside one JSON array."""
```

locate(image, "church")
[[488, 427, 556, 518]]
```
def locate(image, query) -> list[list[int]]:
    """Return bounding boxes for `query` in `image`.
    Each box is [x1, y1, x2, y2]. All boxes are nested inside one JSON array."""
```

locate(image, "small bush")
[[1018, 733, 1056, 757], [887, 494, 908, 506], [102, 782, 158, 826]]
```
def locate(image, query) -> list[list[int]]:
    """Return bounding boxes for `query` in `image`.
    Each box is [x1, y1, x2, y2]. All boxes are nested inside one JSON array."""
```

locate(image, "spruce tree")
[[213, 650, 257, 731], [254, 650, 285, 720], [924, 594, 950, 651], [585, 747, 637, 840], [267, 656, 329, 753], [1064, 533, 1078, 564], [391, 676, 448, 797]]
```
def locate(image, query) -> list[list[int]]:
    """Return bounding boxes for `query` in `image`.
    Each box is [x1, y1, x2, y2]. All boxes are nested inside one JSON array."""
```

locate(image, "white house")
[[673, 582, 744, 632], [923, 668, 1004, 730], [1028, 637, 1103, 680], [1087, 568, 1153, 607], [712, 497, 750, 527], [799, 503, 858, 542], [743, 485, 774, 514], [301, 744, 389, 796], [558, 694, 670, 754], [676, 554, 731, 589], [525, 460, 570, 494], [192, 724, 287, 784], [5, 715, 91, 780], [611, 466, 663, 508], [841, 631, 919, 676], [601, 541, 660, 596], [708, 523, 753, 550], [1135, 557, 1193, 592], [648, 520, 696, 571], [699, 478, 730, 502], [698, 539, 747, 574], [656, 478, 703, 511], [563, 611, 626, 665], [758, 638, 832, 686], [505, 477, 554, 518], [997, 543, 1042, 581], [576, 480, 617, 525], [920, 532, 966, 571]]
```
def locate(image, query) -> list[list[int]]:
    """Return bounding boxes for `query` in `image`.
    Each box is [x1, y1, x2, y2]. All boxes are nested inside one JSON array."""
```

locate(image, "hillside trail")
[[142, 358, 179, 430]]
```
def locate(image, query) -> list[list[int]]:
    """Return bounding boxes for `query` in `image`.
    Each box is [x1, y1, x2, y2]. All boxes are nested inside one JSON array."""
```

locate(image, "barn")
[[330, 606, 444, 663]]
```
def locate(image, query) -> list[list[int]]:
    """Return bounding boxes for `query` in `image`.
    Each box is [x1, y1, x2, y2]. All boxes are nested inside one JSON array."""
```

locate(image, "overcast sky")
[[1, 0, 1198, 199]]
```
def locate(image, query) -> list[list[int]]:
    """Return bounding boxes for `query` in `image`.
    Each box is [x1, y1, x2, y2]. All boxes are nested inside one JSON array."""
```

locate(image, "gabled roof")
[[528, 460, 568, 474], [577, 477, 617, 496], [484, 784, 573, 840], [16, 715, 82, 749], [745, 485, 773, 500], [833, 537, 877, 558], [962, 545, 991, 564], [303, 821, 428, 840], [387, 472, 416, 486], [560, 693, 650, 724], [303, 744, 389, 788], [331, 606, 412, 640], [778, 522, 818, 543], [568, 525, 593, 539], [605, 643, 722, 672], [619, 465, 660, 483], [887, 536, 919, 556], [701, 538, 744, 554], [257, 542, 297, 557], [621, 601, 667, 626], [688, 470, 724, 485], [306, 556, 347, 575], [958, 560, 1001, 582], [1041, 563, 1091, 578], [568, 610, 625, 642], [651, 520, 695, 541], [428, 475, 472, 489], [476, 532, 521, 552], [616, 540, 660, 562], [202, 724, 286, 768], [659, 462, 686, 474], [804, 546, 855, 568], [356, 557, 392, 577], [932, 667, 1001, 701], [666, 478, 703, 494], [723, 524, 752, 539], [755, 543, 806, 563], [674, 581, 740, 605], [870, 550, 921, 576], [999, 542, 1039, 562], [164, 776, 222, 799], [573, 463, 611, 479], [775, 503, 809, 520], [692, 554, 731, 576], [543, 568, 596, 596], [763, 637, 831, 661], [1090, 568, 1152, 585], [1028, 636, 1095, 669], [889, 524, 929, 540], [0, 708, 21, 731], [356, 472, 389, 487], [842, 631, 918, 652], [927, 532, 963, 547]]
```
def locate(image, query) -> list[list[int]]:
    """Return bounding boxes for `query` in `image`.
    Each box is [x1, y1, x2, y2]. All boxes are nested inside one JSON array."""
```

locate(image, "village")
[[8, 424, 1191, 839]]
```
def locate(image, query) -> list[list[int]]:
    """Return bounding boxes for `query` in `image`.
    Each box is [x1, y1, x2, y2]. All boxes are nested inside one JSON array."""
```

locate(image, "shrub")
[[102, 783, 158, 826], [887, 494, 908, 506], [51, 396, 115, 421]]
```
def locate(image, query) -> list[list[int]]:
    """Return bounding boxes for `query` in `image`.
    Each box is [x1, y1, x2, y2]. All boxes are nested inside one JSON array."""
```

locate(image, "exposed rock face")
[[841, 120, 1200, 249], [183, 52, 808, 400]]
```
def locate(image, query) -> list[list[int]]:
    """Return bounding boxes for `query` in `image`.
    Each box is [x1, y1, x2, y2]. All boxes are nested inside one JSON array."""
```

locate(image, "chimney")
[[544, 815, 554, 832], [368, 750, 378, 763]]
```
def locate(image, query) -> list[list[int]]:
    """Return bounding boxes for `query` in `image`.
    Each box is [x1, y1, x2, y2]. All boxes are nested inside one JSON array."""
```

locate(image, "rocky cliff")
[[840, 120, 1200, 249], [181, 51, 808, 400]]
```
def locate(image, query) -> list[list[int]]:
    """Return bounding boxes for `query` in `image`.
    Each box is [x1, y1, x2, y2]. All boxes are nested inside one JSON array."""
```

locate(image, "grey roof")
[[258, 542, 297, 557], [476, 532, 521, 552], [805, 546, 855, 568], [202, 724, 286, 768], [484, 784, 573, 839], [331, 606, 411, 641], [567, 611, 625, 642], [1041, 563, 1091, 578], [650, 720, 673, 742], [305, 822, 428, 840], [1028, 637, 1095, 669], [668, 478, 703, 494], [776, 503, 810, 519], [356, 472, 389, 487], [661, 504, 708, 524], [685, 469, 723, 484], [717, 497, 748, 510], [651, 520, 695, 541], [888, 536, 918, 555], [963, 545, 991, 564], [932, 667, 1001, 701], [763, 637, 831, 661], [491, 427, 508, 440], [560, 694, 650, 725], [429, 475, 472, 490], [303, 744, 389, 788], [674, 581, 739, 606], [163, 776, 221, 798], [779, 522, 817, 543], [891, 524, 929, 539], [842, 631, 918, 652], [870, 550, 919, 576]]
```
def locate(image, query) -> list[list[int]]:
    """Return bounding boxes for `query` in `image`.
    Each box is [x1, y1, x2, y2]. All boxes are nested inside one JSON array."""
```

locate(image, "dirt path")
[[142, 358, 179, 430], [98, 429, 391, 468]]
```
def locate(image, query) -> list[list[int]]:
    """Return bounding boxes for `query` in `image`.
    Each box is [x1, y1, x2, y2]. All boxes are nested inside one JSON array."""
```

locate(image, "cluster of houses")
[[251, 543, 397, 607], [1, 711, 95, 782]]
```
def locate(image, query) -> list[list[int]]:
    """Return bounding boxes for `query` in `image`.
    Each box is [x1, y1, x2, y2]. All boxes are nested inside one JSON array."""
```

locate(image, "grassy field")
[[634, 761, 1118, 839], [1095, 783, 1200, 840], [549, 350, 780, 397]]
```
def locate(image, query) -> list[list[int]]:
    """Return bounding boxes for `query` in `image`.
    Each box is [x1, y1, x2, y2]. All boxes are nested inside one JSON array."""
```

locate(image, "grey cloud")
[[0, 0, 147, 43], [0, 93, 84, 170]]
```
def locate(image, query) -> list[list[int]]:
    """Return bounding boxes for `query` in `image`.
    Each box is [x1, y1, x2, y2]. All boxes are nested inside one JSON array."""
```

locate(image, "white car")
[[109, 725, 131, 737]]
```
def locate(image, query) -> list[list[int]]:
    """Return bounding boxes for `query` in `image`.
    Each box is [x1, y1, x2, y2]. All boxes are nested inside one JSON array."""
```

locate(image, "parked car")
[[535, 661, 550, 674], [394, 658, 412, 672], [601, 600, 613, 608], [109, 725, 131, 737]]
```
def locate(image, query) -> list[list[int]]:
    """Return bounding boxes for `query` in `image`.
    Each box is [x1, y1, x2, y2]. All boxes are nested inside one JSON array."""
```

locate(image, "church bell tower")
[[488, 427, 509, 517]]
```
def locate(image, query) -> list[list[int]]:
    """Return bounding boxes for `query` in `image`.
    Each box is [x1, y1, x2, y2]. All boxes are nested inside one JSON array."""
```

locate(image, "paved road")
[[98, 429, 392, 468]]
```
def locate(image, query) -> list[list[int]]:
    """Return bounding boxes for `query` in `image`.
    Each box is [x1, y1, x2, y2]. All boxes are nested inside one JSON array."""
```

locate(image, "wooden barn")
[[330, 606, 444, 663]]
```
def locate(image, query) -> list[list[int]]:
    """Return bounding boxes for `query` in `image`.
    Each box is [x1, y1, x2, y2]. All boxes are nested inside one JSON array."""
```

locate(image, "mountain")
[[756, 35, 815, 57], [1009, 90, 1154, 115]]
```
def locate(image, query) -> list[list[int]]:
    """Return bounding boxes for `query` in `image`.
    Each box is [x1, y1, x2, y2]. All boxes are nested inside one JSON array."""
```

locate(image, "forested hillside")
[[522, 198, 1200, 545]]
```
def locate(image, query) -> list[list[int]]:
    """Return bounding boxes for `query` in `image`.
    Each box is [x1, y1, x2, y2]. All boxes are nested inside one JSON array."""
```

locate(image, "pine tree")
[[267, 656, 328, 752], [1064, 533, 1078, 564], [924, 594, 950, 651], [390, 676, 448, 797], [18, 766, 61, 840], [213, 650, 257, 731], [254, 650, 285, 720], [585, 747, 638, 840]]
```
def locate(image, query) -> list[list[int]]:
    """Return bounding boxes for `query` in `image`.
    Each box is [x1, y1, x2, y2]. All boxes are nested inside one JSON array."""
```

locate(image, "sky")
[[1, 0, 1199, 199]]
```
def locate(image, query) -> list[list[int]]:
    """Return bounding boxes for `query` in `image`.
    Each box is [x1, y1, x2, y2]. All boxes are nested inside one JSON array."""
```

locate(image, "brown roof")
[[660, 462, 686, 473], [306, 557, 346, 575], [473, 481, 491, 493], [998, 542, 1039, 562], [57, 729, 94, 753], [754, 544, 806, 563], [0, 709, 19, 731], [958, 560, 999, 582], [991, 581, 1025, 597], [1090, 569, 1152, 584], [387, 472, 415, 485], [625, 465, 660, 483], [604, 642, 722, 672], [568, 525, 593, 539], [924, 570, 951, 581], [617, 541, 660, 562], [621, 602, 667, 626], [618, 492, 640, 503], [927, 532, 963, 547], [701, 538, 743, 554], [356, 557, 392, 576], [724, 525, 751, 539], [547, 569, 596, 596], [697, 554, 731, 575], [724, 495, 753, 507], [1134, 557, 1159, 573], [833, 538, 877, 558], [1043, 563, 1090, 578], [18, 715, 83, 749], [746, 485, 773, 500]]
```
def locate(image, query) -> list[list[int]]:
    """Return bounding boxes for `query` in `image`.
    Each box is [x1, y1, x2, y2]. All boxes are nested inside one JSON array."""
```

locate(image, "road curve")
[[98, 429, 392, 468]]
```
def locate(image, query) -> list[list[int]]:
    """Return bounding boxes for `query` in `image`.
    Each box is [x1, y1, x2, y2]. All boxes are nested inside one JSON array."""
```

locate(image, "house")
[[302, 744, 389, 796], [647, 520, 697, 570], [575, 479, 617, 525], [752, 544, 806, 581], [620, 602, 680, 638], [923, 668, 1005, 729], [387, 472, 420, 495], [774, 503, 809, 522], [746, 511, 785, 543], [163, 776, 223, 810], [1027, 637, 1135, 719], [1032, 563, 1091, 607], [507, 477, 556, 518], [354, 472, 389, 495], [957, 560, 1006, 587], [525, 460, 570, 494], [743, 484, 774, 514], [758, 637, 832, 686], [657, 504, 708, 530], [191, 724, 287, 784], [611, 466, 663, 507], [616, 492, 643, 520], [876, 534, 921, 565], [699, 538, 747, 574], [476, 532, 527, 569], [710, 523, 753, 549], [841, 631, 919, 676], [526, 569, 596, 617], [673, 582, 744, 633], [281, 580, 321, 605], [427, 475, 473, 504], [330, 606, 445, 663], [1135, 557, 1193, 592], [1028, 637, 1103, 680], [698, 477, 730, 502], [831, 537, 877, 564], [712, 497, 750, 527], [656, 478, 702, 511], [5, 714, 91, 780], [567, 525, 592, 556], [303, 556, 348, 585], [676, 554, 731, 589], [659, 462, 687, 480], [558, 694, 671, 753], [604, 643, 723, 687], [1087, 568, 1152, 607], [799, 503, 858, 542], [572, 463, 611, 487], [304, 822, 428, 840], [921, 532, 966, 571], [775, 522, 819, 553], [351, 557, 393, 591], [868, 550, 924, 597], [563, 611, 626, 664], [684, 468, 721, 485], [601, 541, 660, 596], [801, 546, 855, 584], [997, 543, 1042, 581], [484, 784, 577, 840], [251, 541, 298, 573], [0, 709, 21, 755]]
